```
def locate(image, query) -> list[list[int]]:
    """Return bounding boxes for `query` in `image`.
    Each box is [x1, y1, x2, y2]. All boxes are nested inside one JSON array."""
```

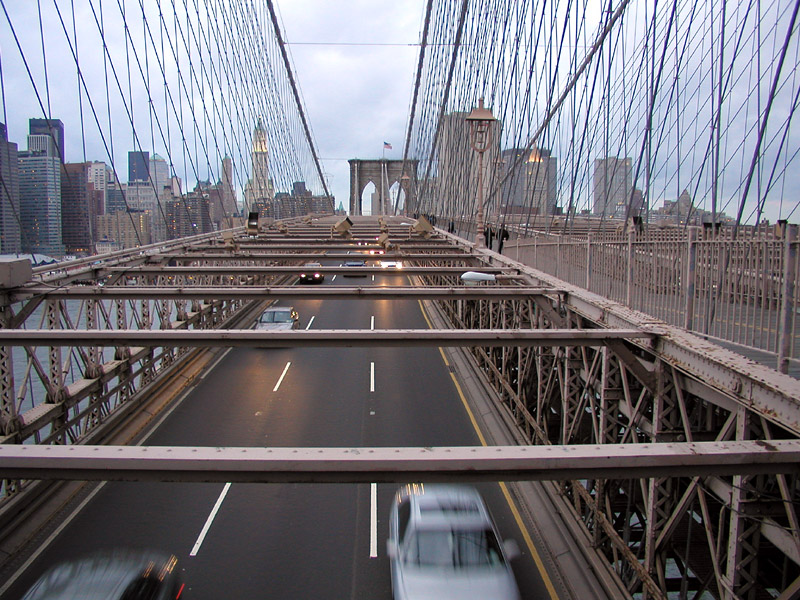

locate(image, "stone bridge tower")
[[348, 159, 417, 215]]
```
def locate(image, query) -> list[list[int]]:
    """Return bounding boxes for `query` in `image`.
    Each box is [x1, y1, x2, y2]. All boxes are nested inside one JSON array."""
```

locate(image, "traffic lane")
[[8, 288, 548, 598], [157, 301, 383, 597], [299, 271, 552, 598], [2, 341, 288, 598], [5, 342, 380, 599], [2, 480, 219, 599], [185, 483, 361, 599], [366, 300, 554, 598], [145, 346, 300, 447]]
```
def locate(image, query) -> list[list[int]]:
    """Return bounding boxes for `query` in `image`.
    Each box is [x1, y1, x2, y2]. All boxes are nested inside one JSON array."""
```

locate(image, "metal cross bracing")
[[414, 239, 800, 599], [0, 216, 799, 599]]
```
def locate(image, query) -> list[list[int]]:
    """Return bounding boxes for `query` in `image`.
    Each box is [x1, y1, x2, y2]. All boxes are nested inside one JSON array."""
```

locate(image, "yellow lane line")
[[417, 299, 560, 600]]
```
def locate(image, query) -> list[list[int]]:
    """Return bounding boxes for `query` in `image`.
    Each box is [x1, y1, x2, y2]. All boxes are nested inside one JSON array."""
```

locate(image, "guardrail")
[[505, 225, 799, 373]]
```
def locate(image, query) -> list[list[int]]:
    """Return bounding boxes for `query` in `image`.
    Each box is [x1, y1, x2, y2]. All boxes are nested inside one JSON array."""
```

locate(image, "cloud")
[[275, 0, 423, 207]]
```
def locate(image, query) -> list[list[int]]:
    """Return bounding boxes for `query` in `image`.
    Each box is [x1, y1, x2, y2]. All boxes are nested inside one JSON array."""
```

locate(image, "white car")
[[380, 260, 403, 269], [387, 484, 521, 600]]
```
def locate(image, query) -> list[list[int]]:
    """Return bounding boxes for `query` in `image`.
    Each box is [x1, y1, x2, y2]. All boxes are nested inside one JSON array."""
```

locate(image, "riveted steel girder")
[[0, 441, 797, 483], [0, 328, 652, 348], [10, 286, 554, 302]]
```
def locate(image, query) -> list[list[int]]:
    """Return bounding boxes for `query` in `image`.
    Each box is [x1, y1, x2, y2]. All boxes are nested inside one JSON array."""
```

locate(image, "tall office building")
[[19, 149, 63, 257], [27, 134, 57, 158], [0, 123, 21, 254], [149, 154, 170, 192], [87, 161, 118, 216], [499, 147, 557, 216], [106, 177, 127, 214], [61, 162, 98, 255], [245, 119, 271, 204], [29, 118, 64, 163], [221, 156, 236, 215], [96, 209, 151, 249], [593, 157, 632, 217], [128, 151, 150, 183], [166, 194, 212, 239], [435, 111, 500, 223]]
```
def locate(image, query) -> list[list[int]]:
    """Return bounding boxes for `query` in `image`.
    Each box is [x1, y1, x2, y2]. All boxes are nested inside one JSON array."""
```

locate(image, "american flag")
[[383, 142, 392, 150]]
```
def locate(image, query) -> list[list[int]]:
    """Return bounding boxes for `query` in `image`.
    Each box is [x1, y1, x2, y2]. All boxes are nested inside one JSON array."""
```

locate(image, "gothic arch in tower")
[[348, 159, 417, 215]]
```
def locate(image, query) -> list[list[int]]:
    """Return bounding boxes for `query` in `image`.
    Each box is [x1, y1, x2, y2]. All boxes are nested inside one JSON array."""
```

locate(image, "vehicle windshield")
[[260, 310, 293, 323], [404, 528, 505, 568]]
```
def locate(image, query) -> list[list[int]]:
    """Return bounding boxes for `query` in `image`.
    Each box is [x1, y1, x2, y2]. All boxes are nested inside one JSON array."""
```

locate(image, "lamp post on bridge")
[[466, 98, 496, 248]]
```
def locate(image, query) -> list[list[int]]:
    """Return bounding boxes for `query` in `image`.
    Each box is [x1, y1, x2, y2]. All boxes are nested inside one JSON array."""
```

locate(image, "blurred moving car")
[[298, 262, 324, 284], [255, 306, 299, 330], [341, 259, 367, 276], [380, 260, 403, 269], [387, 484, 521, 600], [21, 549, 183, 600]]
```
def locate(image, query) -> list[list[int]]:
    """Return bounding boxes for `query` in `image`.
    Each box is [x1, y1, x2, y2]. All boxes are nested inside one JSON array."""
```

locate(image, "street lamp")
[[466, 98, 496, 247]]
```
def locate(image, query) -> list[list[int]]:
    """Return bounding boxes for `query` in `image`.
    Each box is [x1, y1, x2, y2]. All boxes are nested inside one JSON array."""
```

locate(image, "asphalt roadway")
[[4, 261, 554, 599]]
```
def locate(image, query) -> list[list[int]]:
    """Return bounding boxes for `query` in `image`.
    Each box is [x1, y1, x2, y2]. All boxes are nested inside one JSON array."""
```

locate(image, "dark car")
[[341, 259, 367, 276], [21, 549, 183, 600], [298, 262, 324, 284]]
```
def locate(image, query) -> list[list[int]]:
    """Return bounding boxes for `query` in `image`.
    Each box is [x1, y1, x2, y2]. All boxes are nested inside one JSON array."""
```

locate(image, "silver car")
[[255, 306, 299, 331], [387, 484, 521, 600], [21, 549, 183, 600]]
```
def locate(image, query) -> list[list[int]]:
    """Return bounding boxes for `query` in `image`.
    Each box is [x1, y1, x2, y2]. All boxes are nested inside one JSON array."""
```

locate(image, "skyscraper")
[[593, 157, 632, 218], [19, 148, 63, 257], [149, 154, 170, 193], [245, 119, 271, 204], [0, 123, 21, 254], [128, 151, 150, 183], [61, 162, 98, 255], [221, 156, 236, 215], [29, 118, 65, 163], [436, 111, 500, 222], [499, 147, 558, 216]]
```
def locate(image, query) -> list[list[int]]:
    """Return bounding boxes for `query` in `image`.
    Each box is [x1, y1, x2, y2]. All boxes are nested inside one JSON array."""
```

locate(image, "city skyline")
[[0, 1, 796, 239]]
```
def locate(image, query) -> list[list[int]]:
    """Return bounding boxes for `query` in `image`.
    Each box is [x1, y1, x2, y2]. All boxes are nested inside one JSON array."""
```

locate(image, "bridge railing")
[[505, 225, 799, 373]]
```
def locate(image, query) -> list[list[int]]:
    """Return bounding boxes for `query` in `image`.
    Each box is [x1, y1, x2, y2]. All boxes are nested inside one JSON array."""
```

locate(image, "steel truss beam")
[[0, 328, 652, 348], [0, 441, 797, 483], [11, 286, 554, 302], [411, 246, 800, 599], [3, 224, 799, 598], [102, 266, 516, 275], [148, 252, 477, 262]]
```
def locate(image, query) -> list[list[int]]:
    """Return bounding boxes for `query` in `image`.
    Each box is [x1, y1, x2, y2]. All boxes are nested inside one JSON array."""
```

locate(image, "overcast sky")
[[270, 0, 425, 210], [0, 1, 424, 214], [1, 2, 796, 224]]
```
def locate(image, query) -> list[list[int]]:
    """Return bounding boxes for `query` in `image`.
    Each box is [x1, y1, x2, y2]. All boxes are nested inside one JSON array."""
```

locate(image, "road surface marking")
[[370, 483, 378, 558], [273, 362, 291, 391], [0, 347, 238, 597], [370, 315, 375, 330], [372, 274, 375, 281], [370, 362, 376, 392], [190, 482, 231, 556], [418, 300, 559, 600], [0, 481, 108, 597], [332, 275, 337, 282], [305, 315, 316, 330]]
